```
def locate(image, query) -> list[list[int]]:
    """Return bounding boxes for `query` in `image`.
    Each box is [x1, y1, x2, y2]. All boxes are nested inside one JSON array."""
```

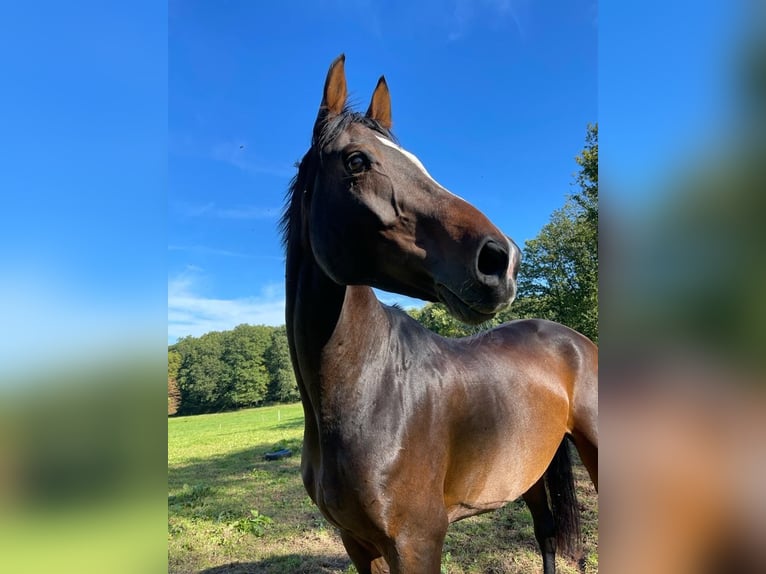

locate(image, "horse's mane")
[[279, 107, 396, 250]]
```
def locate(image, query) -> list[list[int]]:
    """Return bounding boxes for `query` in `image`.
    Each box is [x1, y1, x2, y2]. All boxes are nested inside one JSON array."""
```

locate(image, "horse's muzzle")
[[436, 236, 520, 324], [474, 235, 520, 297]]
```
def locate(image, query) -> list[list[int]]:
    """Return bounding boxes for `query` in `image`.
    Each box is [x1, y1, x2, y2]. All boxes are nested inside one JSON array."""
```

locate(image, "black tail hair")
[[544, 436, 581, 557]]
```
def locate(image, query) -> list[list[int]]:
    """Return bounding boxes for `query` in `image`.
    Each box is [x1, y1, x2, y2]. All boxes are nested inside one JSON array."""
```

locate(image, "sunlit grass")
[[168, 404, 598, 573]]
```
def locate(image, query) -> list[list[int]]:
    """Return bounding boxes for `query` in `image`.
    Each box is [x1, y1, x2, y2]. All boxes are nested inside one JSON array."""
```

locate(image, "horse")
[[280, 54, 598, 574]]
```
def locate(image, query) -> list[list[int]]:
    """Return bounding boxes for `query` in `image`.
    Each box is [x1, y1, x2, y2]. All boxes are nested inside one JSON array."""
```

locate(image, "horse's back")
[[482, 317, 595, 353]]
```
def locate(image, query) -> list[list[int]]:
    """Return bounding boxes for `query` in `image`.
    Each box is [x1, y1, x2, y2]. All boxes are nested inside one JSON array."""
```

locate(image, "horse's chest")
[[309, 446, 389, 532]]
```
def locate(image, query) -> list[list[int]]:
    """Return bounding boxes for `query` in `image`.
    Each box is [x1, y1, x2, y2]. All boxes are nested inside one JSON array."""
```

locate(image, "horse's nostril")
[[477, 239, 510, 279]]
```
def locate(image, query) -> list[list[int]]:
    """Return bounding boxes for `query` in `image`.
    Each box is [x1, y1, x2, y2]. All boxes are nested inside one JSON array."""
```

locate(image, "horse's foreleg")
[[378, 516, 448, 574], [340, 531, 388, 574], [370, 557, 391, 574], [523, 478, 557, 574], [382, 539, 444, 574]]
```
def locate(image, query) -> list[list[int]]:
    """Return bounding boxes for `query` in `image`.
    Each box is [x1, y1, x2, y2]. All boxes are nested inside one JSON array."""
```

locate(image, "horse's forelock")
[[315, 108, 395, 149]]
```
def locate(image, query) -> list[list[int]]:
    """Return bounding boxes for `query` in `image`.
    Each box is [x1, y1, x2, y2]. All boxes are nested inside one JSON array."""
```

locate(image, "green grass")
[[169, 404, 598, 573]]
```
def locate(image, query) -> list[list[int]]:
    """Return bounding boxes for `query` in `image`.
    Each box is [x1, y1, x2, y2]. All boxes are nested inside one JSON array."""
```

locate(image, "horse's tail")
[[545, 436, 581, 557]]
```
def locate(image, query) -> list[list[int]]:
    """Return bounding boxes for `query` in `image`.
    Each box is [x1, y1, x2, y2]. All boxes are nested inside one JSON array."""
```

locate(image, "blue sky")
[[168, 0, 597, 342], [1, 2, 167, 377], [0, 1, 743, 367]]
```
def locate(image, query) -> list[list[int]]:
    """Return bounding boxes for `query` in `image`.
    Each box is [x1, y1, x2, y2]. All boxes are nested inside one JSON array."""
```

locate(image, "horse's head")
[[299, 55, 521, 324]]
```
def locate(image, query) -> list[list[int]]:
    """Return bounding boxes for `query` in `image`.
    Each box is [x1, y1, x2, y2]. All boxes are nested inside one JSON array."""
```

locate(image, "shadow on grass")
[[169, 419, 597, 574], [168, 430, 311, 520], [197, 554, 350, 574], [168, 428, 304, 492], [169, 431, 350, 573]]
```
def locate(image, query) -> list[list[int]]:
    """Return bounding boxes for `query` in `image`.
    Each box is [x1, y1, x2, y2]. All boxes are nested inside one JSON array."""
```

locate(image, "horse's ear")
[[318, 54, 347, 121], [366, 75, 392, 130]]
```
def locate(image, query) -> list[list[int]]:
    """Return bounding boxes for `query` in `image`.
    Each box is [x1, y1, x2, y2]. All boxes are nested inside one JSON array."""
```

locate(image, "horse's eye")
[[345, 153, 367, 174]]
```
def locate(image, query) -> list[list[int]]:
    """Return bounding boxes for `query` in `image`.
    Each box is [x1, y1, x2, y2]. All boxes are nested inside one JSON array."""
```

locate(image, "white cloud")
[[171, 200, 280, 220], [373, 289, 426, 311], [210, 142, 295, 178], [168, 132, 294, 179], [166, 276, 427, 345], [448, 0, 525, 41], [214, 206, 281, 219], [168, 272, 285, 343], [168, 245, 250, 258]]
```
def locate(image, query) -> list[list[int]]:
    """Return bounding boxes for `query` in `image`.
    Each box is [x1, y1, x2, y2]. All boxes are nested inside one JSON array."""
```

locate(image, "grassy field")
[[168, 404, 598, 573]]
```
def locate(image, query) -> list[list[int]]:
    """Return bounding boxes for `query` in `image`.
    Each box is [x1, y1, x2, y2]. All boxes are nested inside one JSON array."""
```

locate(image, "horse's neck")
[[286, 249, 387, 414]]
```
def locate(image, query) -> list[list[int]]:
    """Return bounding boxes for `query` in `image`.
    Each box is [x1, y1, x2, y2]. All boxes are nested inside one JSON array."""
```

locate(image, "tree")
[[174, 331, 228, 414], [172, 328, 249, 414], [170, 324, 293, 414], [264, 326, 300, 403], [512, 124, 598, 341], [168, 349, 182, 415], [574, 123, 598, 231], [221, 324, 271, 409], [407, 304, 473, 338]]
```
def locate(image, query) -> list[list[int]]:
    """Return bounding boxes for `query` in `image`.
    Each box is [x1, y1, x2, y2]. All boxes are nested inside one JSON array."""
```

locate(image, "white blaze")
[[374, 135, 465, 201]]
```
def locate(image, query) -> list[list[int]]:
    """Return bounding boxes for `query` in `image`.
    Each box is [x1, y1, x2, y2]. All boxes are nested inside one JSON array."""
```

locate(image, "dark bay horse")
[[281, 54, 598, 574]]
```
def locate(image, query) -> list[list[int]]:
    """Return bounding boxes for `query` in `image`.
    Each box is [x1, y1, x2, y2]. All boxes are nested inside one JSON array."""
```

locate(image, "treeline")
[[168, 324, 298, 416], [168, 125, 597, 416]]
